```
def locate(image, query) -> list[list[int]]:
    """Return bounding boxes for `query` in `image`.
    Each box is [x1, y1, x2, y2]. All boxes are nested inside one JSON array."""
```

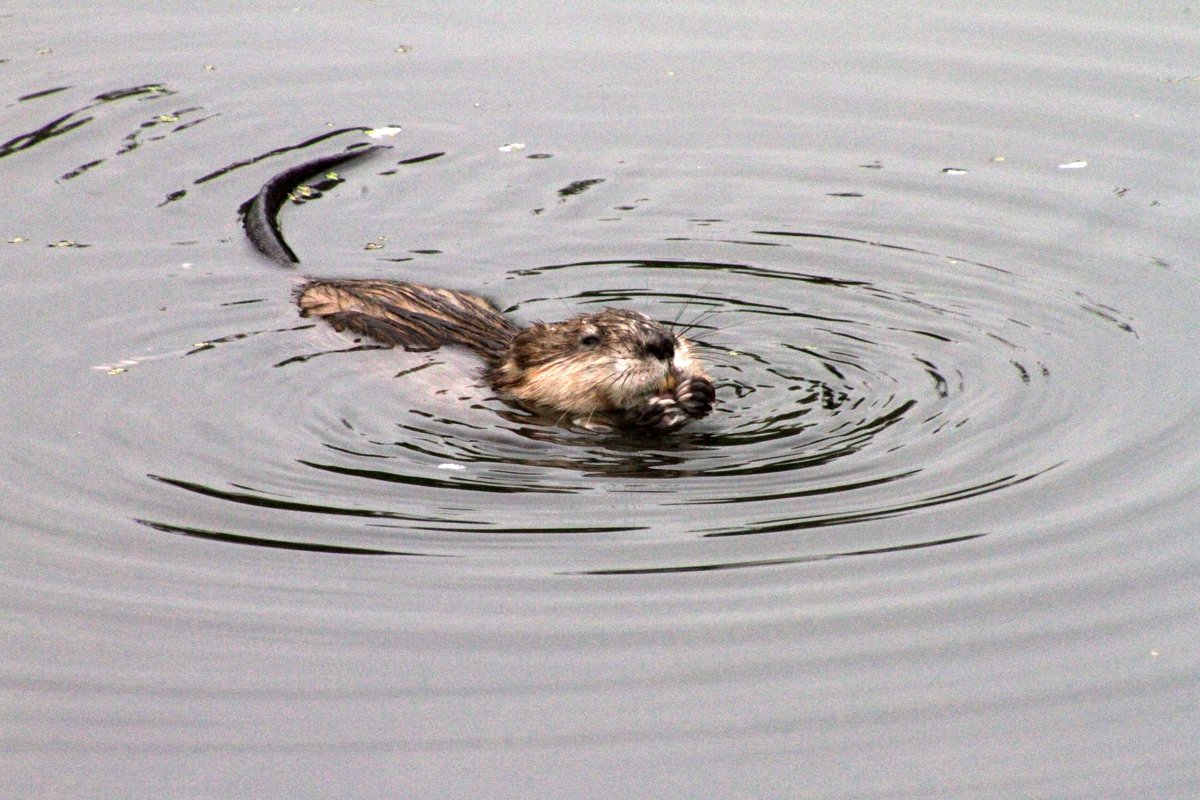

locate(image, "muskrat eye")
[[579, 333, 601, 347]]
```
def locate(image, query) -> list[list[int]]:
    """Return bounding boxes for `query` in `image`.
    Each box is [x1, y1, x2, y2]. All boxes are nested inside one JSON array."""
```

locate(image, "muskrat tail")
[[240, 144, 391, 265]]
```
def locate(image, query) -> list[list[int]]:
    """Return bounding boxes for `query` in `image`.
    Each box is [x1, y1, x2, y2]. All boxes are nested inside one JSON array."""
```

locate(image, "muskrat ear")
[[579, 333, 601, 347]]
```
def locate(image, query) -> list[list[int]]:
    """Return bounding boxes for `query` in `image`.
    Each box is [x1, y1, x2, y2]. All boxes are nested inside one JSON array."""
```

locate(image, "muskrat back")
[[296, 278, 519, 356]]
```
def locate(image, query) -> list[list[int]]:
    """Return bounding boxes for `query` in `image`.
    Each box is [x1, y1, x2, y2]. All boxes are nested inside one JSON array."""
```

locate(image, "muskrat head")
[[486, 308, 715, 430]]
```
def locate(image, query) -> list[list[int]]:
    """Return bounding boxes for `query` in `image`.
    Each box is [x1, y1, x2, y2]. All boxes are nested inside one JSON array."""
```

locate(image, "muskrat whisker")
[[665, 270, 719, 327], [599, 368, 632, 396], [681, 313, 750, 347], [673, 305, 728, 338]]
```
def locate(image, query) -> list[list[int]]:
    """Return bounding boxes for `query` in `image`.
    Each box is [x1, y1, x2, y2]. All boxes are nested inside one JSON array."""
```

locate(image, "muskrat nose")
[[644, 333, 675, 362]]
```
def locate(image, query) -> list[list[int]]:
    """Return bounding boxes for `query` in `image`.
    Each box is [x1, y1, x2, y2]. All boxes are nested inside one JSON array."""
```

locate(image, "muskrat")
[[241, 145, 715, 431]]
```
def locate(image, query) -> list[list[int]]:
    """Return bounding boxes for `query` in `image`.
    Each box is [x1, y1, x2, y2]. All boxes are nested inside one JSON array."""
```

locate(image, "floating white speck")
[[365, 126, 402, 139], [498, 142, 526, 152], [942, 167, 967, 175], [1059, 160, 1088, 169], [437, 463, 466, 471], [93, 358, 138, 372]]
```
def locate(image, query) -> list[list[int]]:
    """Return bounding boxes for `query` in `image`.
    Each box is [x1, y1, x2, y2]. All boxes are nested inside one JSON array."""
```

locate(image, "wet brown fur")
[[297, 279, 518, 355], [297, 279, 714, 429]]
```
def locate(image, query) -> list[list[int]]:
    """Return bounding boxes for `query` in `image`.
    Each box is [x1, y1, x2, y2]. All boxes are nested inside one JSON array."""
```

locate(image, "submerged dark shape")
[[241, 145, 715, 431]]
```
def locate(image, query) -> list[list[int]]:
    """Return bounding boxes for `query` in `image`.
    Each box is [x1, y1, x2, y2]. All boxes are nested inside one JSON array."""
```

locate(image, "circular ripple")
[[136, 225, 1147, 573]]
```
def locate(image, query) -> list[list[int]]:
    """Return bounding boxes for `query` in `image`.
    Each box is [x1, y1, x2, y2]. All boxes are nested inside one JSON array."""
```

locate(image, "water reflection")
[[1, 83, 176, 162]]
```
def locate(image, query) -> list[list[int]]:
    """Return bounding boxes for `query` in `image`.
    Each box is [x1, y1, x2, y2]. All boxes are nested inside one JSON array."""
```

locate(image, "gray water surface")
[[2, 3, 1198, 798]]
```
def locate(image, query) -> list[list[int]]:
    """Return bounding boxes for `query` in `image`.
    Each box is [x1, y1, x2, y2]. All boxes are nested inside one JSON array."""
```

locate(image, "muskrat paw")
[[629, 396, 689, 431], [675, 376, 716, 418]]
